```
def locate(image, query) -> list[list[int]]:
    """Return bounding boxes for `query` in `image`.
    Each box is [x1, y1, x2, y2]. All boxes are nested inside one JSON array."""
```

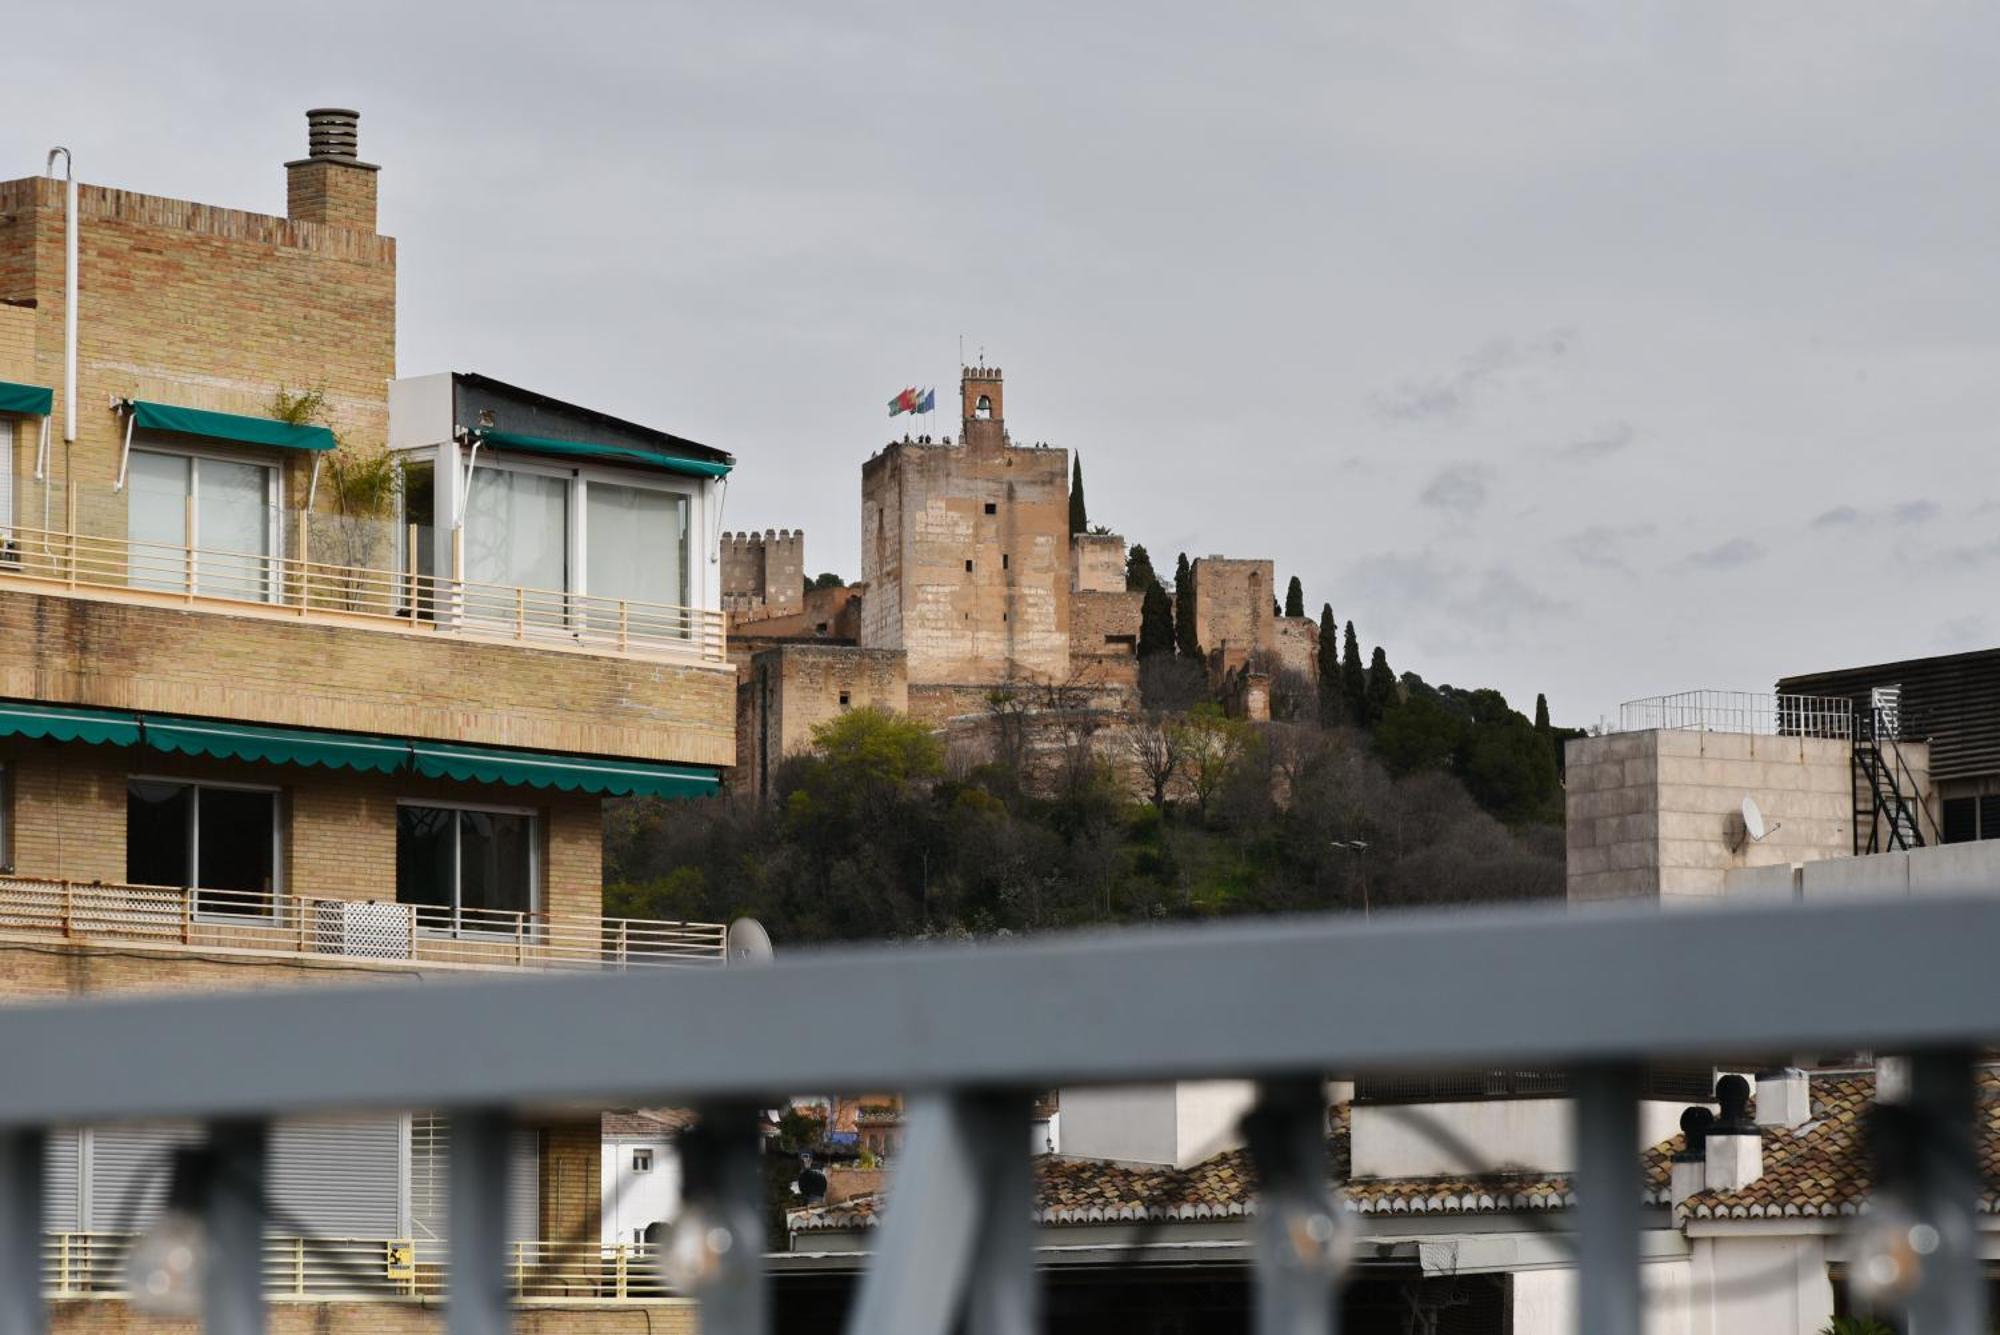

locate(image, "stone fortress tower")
[[721, 528, 804, 616], [859, 365, 1073, 702]]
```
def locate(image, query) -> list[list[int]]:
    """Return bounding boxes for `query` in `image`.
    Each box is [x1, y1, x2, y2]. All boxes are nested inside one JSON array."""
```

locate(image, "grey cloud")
[[1344, 551, 1568, 651], [1373, 328, 1574, 422], [1560, 523, 1655, 574], [1555, 421, 1635, 461], [1935, 616, 1991, 651], [1892, 499, 1941, 525], [1810, 505, 1862, 528], [1419, 463, 1494, 516], [1680, 537, 1766, 571]]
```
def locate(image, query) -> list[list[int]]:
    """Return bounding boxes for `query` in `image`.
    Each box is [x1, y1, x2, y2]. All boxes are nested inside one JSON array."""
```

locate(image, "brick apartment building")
[[0, 111, 730, 1322]]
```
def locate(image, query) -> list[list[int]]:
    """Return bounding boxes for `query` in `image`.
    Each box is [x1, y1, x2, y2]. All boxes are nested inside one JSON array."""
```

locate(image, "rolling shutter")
[[42, 1129, 81, 1233], [267, 1117, 406, 1239], [84, 1124, 201, 1232], [409, 1116, 542, 1246]]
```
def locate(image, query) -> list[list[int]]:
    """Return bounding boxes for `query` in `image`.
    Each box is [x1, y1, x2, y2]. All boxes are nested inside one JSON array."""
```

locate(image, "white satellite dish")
[[726, 917, 774, 965], [1741, 796, 1768, 844]]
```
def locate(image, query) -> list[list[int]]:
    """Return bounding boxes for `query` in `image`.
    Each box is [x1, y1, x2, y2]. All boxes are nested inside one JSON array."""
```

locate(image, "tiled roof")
[[793, 1103, 1672, 1233], [1680, 1071, 2000, 1220], [602, 1107, 697, 1138]]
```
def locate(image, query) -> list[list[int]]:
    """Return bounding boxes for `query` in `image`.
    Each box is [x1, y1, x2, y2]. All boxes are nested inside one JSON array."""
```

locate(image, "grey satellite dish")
[[726, 917, 774, 965], [1741, 797, 1768, 844]]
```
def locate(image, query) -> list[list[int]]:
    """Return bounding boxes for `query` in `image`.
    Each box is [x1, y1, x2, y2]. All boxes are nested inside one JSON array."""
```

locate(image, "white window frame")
[[126, 774, 285, 921], [127, 440, 282, 603], [394, 797, 541, 936], [441, 443, 715, 617], [631, 1148, 654, 1173]]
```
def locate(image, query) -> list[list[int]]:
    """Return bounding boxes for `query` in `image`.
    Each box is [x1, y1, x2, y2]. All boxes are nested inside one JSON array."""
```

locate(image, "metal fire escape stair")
[[1853, 692, 1926, 854]]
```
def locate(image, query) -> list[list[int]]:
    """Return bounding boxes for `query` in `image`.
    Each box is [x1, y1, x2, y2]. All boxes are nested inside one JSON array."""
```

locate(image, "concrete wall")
[[1566, 730, 1867, 906], [1723, 837, 2000, 902], [1509, 1259, 1698, 1335], [1351, 1099, 1692, 1179], [601, 1135, 683, 1245], [1686, 1234, 1835, 1335], [1057, 1081, 1255, 1168], [859, 369, 1072, 686]]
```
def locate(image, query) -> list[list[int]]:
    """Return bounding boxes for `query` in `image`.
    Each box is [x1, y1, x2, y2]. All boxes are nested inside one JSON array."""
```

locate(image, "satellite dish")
[[726, 917, 774, 966], [1741, 797, 1768, 844]]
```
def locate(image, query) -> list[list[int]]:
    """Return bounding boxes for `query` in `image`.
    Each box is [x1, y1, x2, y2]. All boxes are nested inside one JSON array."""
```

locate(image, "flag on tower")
[[888, 387, 920, 416], [916, 387, 936, 414]]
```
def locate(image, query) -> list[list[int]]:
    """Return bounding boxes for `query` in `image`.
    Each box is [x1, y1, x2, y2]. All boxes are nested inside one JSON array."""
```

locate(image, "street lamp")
[[1330, 840, 1370, 918]]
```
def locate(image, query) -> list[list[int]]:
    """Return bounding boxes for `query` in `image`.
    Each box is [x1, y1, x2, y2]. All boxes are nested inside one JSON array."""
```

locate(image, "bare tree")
[[1128, 712, 1186, 810]]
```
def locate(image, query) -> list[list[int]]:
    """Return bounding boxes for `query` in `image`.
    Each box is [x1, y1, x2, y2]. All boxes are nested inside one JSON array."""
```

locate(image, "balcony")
[[0, 875, 727, 972], [0, 476, 725, 666]]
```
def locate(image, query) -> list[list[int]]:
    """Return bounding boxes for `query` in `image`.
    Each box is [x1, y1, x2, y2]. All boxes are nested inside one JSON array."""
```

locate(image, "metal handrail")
[[1614, 689, 1853, 738], [0, 517, 726, 665], [0, 875, 728, 970]]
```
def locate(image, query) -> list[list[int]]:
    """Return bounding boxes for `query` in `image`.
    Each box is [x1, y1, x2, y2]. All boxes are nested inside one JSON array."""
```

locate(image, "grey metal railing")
[[1, 895, 1997, 1334], [1615, 689, 1853, 738]]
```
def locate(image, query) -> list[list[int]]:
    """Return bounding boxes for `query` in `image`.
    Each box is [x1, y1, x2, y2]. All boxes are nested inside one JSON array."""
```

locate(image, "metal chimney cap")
[[304, 109, 363, 161]]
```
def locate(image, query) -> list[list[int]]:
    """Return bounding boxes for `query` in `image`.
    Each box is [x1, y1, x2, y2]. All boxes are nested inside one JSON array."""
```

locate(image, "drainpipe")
[[44, 149, 77, 448]]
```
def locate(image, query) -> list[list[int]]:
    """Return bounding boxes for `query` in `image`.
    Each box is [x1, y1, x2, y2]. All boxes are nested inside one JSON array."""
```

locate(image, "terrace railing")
[[0, 875, 728, 971], [0, 895, 1996, 1335], [0, 481, 725, 665], [1614, 689, 1853, 738]]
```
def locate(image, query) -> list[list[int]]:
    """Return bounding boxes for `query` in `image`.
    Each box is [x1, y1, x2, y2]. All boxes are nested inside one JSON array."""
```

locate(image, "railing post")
[[447, 1109, 513, 1335], [184, 494, 197, 602], [1572, 1064, 1643, 1335], [0, 1127, 48, 1335], [962, 1092, 1040, 1335], [290, 1237, 303, 1297], [202, 1118, 268, 1335], [514, 587, 525, 640], [613, 1243, 627, 1300], [681, 1106, 768, 1335], [1246, 1078, 1342, 1335], [1901, 1050, 1986, 1335]]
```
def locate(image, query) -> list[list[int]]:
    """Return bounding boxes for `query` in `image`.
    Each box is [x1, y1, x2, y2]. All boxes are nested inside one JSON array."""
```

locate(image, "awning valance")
[[0, 702, 143, 748], [126, 399, 337, 453], [0, 701, 721, 799], [409, 741, 721, 799], [0, 381, 53, 417], [470, 427, 732, 479]]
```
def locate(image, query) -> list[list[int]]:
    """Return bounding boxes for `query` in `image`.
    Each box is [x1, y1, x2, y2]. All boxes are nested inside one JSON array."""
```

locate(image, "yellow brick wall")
[[0, 741, 605, 995], [0, 588, 734, 767], [48, 1300, 700, 1335]]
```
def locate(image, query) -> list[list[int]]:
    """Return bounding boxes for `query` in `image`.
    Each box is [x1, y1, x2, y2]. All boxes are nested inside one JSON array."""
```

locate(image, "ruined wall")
[[1274, 615, 1320, 682], [728, 582, 861, 642], [736, 645, 908, 797], [859, 368, 1071, 686]]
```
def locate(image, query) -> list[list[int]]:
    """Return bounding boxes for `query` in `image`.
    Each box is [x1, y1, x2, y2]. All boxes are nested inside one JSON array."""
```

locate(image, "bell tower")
[[960, 364, 1004, 450]]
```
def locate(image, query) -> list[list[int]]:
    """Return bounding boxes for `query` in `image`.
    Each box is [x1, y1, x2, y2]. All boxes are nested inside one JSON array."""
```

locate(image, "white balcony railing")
[[42, 1234, 678, 1302], [0, 507, 725, 665], [0, 876, 727, 971], [1614, 689, 1853, 738]]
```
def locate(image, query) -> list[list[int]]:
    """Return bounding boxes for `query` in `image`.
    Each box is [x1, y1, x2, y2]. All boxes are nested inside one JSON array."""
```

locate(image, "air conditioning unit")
[[310, 899, 413, 960]]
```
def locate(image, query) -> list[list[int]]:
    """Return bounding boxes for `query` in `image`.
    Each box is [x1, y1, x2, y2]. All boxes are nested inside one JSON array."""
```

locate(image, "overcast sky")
[[11, 2, 1998, 727]]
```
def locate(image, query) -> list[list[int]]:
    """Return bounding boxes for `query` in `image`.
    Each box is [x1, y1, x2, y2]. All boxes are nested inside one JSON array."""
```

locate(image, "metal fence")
[[1, 895, 1996, 1335], [1614, 690, 1853, 738]]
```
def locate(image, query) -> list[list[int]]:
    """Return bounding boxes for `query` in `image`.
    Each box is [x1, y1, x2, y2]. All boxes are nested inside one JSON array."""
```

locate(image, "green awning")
[[129, 399, 337, 453], [144, 719, 411, 775], [0, 702, 143, 747], [410, 741, 722, 799], [471, 427, 732, 479], [0, 381, 53, 417], [0, 699, 721, 799]]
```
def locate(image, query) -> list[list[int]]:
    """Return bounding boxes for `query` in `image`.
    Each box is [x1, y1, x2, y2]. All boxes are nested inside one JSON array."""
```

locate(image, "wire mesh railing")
[[0, 876, 728, 970]]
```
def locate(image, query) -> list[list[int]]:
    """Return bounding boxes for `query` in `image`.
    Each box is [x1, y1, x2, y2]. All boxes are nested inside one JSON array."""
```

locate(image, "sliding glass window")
[[126, 447, 276, 601]]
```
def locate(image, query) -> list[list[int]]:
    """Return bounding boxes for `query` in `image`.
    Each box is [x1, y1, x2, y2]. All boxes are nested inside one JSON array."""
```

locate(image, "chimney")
[[1668, 1106, 1714, 1207], [1702, 1074, 1764, 1192], [285, 108, 379, 231], [1755, 1067, 1812, 1129]]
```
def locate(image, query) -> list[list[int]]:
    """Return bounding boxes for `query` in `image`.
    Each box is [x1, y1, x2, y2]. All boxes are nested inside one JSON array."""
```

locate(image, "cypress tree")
[[1069, 454, 1088, 536], [1126, 543, 1157, 593], [1316, 604, 1341, 725], [1174, 553, 1203, 660], [1534, 693, 1551, 733], [1366, 646, 1398, 725], [1284, 575, 1305, 619], [1139, 581, 1175, 658], [1341, 622, 1367, 724]]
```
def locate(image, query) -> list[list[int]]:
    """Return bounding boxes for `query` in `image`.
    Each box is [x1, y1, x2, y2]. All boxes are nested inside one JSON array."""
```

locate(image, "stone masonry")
[[721, 528, 804, 617]]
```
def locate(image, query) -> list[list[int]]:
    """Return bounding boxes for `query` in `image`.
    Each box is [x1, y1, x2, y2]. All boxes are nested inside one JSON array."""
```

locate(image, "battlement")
[[721, 528, 805, 616]]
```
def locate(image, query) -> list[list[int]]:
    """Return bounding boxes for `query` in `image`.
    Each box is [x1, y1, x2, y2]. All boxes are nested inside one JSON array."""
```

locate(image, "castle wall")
[[720, 528, 803, 617], [736, 645, 908, 797], [1071, 532, 1128, 594], [1274, 615, 1320, 682], [859, 379, 1071, 686], [1189, 557, 1275, 674]]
